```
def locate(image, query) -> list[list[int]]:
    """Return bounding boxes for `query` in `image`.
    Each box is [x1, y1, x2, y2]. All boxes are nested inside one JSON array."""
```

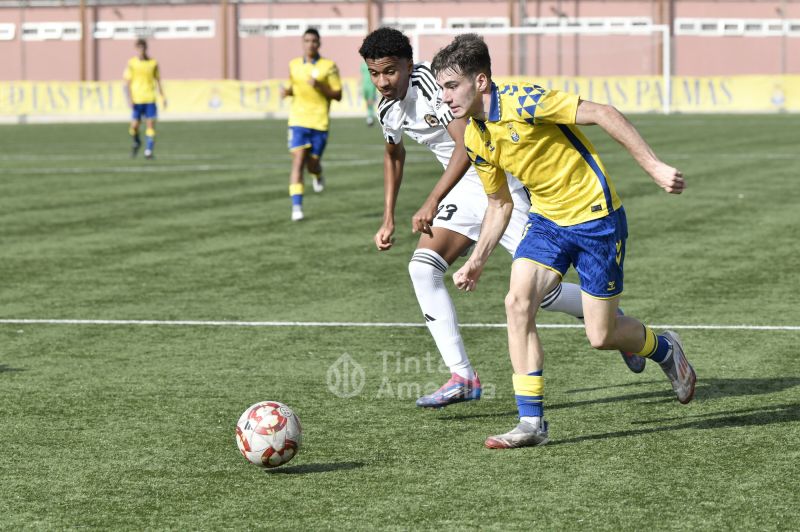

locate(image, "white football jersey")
[[378, 62, 522, 191]]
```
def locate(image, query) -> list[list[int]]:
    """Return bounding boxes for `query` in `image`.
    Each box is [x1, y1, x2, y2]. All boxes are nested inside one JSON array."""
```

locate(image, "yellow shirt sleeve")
[[123, 59, 133, 81], [325, 62, 341, 92], [533, 89, 579, 125], [465, 146, 505, 195]]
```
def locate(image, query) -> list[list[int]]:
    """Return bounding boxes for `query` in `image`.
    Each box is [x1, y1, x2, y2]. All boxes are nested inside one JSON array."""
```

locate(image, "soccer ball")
[[235, 401, 302, 468]]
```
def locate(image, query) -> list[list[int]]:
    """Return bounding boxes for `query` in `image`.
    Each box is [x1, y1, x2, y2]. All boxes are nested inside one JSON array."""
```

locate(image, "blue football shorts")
[[514, 207, 628, 299], [287, 126, 328, 158], [131, 103, 158, 120]]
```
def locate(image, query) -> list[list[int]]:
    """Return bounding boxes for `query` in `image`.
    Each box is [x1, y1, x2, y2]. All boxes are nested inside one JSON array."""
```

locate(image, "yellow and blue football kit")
[[123, 56, 160, 120], [286, 56, 341, 156], [286, 55, 341, 211], [464, 82, 625, 298], [123, 55, 162, 157]]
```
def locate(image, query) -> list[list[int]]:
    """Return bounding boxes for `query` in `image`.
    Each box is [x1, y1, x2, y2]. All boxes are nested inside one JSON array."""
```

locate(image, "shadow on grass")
[[267, 461, 365, 475], [549, 402, 800, 446], [0, 364, 25, 374], [436, 377, 800, 420], [557, 377, 800, 410]]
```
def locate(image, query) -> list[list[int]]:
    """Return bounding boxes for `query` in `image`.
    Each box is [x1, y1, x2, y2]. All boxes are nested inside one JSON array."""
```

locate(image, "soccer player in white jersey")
[[358, 28, 645, 408]]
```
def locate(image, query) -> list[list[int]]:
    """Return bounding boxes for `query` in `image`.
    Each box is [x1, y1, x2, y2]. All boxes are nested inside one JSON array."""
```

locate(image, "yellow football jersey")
[[465, 82, 622, 226], [287, 56, 341, 131], [123, 57, 160, 104]]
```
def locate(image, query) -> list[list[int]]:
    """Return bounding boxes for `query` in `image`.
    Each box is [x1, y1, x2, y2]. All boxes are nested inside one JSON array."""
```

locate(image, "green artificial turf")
[[1, 116, 798, 529]]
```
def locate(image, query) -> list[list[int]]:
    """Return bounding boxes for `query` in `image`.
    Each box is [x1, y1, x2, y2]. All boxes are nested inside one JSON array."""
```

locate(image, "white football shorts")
[[431, 171, 530, 255]]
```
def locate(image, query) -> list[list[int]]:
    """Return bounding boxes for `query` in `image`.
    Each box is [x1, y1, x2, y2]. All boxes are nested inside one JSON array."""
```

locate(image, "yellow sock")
[[635, 326, 658, 357], [513, 373, 544, 418], [289, 183, 304, 197]]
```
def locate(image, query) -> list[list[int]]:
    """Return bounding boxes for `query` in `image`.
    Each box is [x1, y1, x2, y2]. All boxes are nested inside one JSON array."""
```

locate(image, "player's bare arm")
[[280, 74, 293, 98], [575, 100, 686, 194], [411, 117, 471, 236], [452, 182, 513, 292], [375, 140, 406, 251]]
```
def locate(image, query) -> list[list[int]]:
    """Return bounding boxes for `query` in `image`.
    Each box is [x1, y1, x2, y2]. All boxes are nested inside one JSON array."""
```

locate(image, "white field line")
[[0, 156, 435, 176], [0, 318, 798, 331]]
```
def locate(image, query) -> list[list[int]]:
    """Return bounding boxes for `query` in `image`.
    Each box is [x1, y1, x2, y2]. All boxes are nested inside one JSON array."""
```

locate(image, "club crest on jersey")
[[423, 114, 440, 127], [507, 124, 520, 142]]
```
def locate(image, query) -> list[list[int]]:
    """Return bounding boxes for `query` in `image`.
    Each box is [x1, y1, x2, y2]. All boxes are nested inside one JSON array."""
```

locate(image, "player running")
[[280, 28, 342, 221], [358, 28, 644, 409], [124, 38, 167, 159], [432, 34, 696, 448]]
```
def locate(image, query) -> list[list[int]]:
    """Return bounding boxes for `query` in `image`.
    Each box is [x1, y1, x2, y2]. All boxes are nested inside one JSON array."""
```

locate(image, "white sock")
[[540, 282, 584, 319], [520, 416, 543, 428], [408, 249, 475, 379]]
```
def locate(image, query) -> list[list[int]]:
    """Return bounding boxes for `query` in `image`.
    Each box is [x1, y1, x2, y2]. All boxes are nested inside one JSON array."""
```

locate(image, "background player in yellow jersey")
[[124, 38, 166, 159], [432, 34, 697, 448], [280, 28, 342, 221]]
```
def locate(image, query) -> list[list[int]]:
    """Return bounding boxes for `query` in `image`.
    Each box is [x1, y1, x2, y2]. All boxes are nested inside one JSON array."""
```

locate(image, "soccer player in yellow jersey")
[[280, 28, 342, 221], [431, 34, 697, 448], [123, 38, 166, 159]]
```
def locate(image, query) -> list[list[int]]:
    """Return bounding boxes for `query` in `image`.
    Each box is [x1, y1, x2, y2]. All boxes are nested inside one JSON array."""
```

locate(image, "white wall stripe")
[[0, 319, 798, 331]]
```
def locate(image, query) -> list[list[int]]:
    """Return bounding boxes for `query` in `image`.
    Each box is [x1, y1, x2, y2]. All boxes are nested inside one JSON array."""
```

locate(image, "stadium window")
[[446, 18, 509, 30], [381, 18, 442, 32], [21, 22, 80, 41], [675, 18, 798, 37], [90, 20, 215, 40], [523, 17, 652, 32], [0, 23, 15, 41], [238, 18, 367, 37]]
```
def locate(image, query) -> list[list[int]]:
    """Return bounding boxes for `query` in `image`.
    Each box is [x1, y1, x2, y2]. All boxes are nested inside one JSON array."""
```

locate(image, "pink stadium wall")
[[0, 0, 798, 82]]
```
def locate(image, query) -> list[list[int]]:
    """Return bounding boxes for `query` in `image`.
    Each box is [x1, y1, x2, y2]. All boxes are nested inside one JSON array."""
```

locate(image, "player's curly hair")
[[358, 27, 413, 61], [431, 33, 492, 79]]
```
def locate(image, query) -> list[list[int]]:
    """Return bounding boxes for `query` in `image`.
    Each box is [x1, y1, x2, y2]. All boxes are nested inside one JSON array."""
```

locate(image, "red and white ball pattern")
[[236, 401, 302, 468]]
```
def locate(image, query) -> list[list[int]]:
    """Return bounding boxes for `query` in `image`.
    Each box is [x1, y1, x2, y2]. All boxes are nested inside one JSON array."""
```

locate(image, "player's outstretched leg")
[[308, 156, 325, 193], [408, 245, 481, 408], [539, 283, 645, 373], [583, 296, 696, 404]]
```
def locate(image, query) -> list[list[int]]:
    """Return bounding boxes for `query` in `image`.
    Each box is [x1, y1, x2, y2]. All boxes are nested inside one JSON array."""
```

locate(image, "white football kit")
[[377, 62, 530, 254]]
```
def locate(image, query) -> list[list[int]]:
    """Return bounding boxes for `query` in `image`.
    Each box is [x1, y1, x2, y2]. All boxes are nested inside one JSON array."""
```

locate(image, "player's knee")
[[408, 258, 441, 286], [585, 328, 615, 350], [505, 291, 533, 318], [408, 250, 447, 288]]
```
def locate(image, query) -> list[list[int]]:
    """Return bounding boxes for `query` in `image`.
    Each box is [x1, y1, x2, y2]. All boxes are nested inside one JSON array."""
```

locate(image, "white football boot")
[[312, 175, 325, 193], [660, 330, 697, 404], [485, 418, 549, 449]]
